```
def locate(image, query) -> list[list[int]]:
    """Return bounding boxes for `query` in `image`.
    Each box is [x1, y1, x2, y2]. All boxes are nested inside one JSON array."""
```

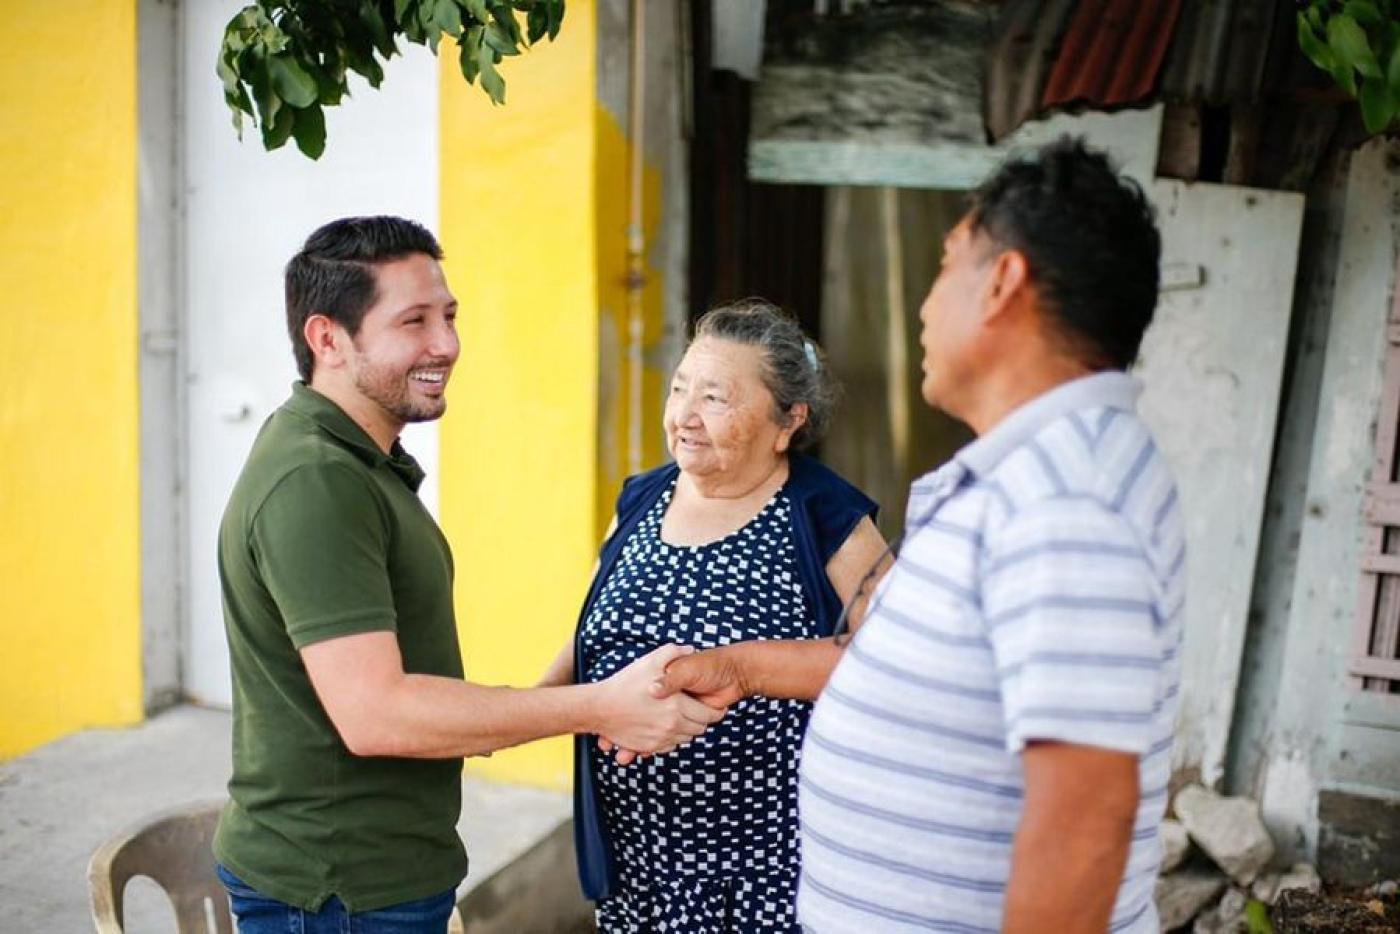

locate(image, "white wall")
[[1261, 139, 1400, 863], [1137, 181, 1304, 788], [181, 1, 440, 706]]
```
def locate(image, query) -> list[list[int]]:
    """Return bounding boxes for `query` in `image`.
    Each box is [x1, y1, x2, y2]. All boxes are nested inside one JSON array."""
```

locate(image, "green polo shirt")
[[213, 383, 468, 912]]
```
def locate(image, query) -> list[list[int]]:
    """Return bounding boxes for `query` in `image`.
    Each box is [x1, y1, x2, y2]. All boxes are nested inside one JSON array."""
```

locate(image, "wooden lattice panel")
[[1350, 263, 1400, 692]]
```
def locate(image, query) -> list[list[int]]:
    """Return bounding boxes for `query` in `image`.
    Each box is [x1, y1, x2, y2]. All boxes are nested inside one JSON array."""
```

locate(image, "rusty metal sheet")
[[1040, 0, 1182, 110], [1158, 0, 1278, 106], [985, 0, 1318, 138], [984, 0, 1076, 141]]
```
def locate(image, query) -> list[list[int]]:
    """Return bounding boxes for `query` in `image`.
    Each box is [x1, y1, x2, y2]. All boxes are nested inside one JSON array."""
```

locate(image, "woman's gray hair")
[[691, 298, 838, 451]]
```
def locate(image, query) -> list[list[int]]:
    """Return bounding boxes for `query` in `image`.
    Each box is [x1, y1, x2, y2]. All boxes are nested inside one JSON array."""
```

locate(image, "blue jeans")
[[216, 865, 456, 934]]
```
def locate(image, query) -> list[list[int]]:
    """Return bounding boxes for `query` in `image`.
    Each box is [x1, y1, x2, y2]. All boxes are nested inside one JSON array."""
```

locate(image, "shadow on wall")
[[459, 821, 595, 933], [823, 186, 975, 535]]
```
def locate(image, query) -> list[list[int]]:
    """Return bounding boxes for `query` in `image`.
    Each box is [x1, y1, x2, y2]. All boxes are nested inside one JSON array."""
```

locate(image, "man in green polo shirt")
[[214, 216, 723, 934]]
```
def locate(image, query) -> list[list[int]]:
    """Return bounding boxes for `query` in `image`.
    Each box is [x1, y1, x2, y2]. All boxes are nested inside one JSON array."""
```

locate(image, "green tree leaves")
[[217, 0, 566, 159], [1298, 1, 1400, 133], [268, 55, 318, 107]]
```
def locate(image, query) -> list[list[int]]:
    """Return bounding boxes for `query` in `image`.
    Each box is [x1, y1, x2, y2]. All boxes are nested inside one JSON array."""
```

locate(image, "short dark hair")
[[284, 216, 444, 381], [969, 137, 1161, 369], [692, 298, 838, 451]]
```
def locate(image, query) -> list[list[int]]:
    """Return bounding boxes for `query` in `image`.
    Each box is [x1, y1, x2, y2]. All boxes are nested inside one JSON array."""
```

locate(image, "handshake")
[[590, 644, 750, 765]]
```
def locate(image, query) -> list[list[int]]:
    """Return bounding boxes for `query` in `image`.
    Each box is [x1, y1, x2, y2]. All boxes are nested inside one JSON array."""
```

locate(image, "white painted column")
[[181, 1, 440, 706]]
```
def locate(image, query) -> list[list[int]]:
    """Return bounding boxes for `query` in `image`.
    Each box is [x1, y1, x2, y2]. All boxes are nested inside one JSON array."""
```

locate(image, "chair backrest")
[[88, 799, 231, 934]]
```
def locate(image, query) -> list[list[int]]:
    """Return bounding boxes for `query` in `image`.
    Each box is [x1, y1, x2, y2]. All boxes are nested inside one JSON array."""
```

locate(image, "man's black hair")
[[969, 137, 1161, 370], [284, 216, 444, 381]]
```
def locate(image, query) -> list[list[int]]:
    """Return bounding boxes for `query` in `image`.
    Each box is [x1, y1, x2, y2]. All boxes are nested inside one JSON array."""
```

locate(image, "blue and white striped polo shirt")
[[797, 372, 1184, 933]]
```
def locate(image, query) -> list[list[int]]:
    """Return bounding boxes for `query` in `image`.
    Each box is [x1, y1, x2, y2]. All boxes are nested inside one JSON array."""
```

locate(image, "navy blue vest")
[[571, 453, 877, 899]]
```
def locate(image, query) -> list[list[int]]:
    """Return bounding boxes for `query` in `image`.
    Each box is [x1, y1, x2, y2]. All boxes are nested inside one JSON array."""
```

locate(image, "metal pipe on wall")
[[879, 187, 910, 475], [626, 0, 647, 476]]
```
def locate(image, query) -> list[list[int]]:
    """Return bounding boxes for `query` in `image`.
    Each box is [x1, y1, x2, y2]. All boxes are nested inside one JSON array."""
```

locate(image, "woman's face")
[[664, 337, 801, 483]]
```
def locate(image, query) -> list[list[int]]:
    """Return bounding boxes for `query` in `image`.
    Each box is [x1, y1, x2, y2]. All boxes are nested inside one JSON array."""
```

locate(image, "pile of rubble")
[[1156, 784, 1322, 932]]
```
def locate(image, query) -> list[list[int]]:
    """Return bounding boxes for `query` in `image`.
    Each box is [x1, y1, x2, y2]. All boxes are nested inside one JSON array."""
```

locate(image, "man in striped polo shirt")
[[797, 138, 1183, 932]]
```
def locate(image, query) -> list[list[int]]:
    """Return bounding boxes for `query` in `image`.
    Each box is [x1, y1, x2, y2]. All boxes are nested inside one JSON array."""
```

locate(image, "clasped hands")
[[595, 643, 747, 766]]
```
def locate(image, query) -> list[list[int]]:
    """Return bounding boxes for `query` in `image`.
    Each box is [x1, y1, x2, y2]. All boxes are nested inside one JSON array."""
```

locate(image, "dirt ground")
[[1272, 886, 1400, 933]]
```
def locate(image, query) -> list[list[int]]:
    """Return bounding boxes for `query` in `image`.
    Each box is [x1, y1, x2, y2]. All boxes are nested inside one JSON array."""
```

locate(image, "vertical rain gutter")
[[626, 0, 647, 475], [880, 188, 909, 473]]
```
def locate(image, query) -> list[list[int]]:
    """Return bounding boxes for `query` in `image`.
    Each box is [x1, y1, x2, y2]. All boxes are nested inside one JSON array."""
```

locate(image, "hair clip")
[[803, 339, 820, 372]]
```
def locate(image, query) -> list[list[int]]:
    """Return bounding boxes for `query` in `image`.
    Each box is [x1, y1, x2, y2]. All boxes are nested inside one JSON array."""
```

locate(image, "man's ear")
[[984, 249, 1032, 324], [304, 314, 350, 371]]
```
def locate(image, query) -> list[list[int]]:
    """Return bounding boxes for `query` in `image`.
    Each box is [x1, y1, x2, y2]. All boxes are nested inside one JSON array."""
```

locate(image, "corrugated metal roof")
[[746, 0, 1343, 189], [984, 0, 1076, 142], [1040, 0, 1183, 111], [1158, 0, 1282, 106], [985, 0, 1323, 142]]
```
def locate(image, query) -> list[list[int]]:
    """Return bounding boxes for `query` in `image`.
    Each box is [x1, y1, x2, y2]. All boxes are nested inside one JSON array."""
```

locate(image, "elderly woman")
[[541, 300, 888, 932]]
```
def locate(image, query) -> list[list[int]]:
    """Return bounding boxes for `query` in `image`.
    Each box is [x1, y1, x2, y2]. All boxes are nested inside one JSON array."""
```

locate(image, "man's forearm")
[[725, 637, 846, 701], [1001, 743, 1138, 933], [1001, 804, 1132, 932], [306, 634, 721, 760], [345, 675, 603, 759]]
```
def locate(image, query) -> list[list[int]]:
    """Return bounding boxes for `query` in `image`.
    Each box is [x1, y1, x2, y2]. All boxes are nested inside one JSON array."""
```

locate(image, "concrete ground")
[[0, 705, 571, 933]]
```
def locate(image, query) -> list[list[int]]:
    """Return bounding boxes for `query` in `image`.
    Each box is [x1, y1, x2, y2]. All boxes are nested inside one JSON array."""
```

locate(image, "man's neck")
[[306, 378, 401, 453], [961, 355, 1094, 437]]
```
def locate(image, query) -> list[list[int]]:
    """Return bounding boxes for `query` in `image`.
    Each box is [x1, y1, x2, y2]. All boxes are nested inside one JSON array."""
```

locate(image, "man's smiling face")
[[345, 252, 460, 432]]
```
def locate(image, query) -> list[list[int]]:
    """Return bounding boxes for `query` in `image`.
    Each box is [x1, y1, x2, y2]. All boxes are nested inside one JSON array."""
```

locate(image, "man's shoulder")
[[976, 406, 1182, 576], [987, 406, 1169, 514], [225, 412, 377, 522]]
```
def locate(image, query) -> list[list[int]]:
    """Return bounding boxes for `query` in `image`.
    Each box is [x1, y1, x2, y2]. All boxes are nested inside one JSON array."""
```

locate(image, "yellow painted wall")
[[439, 5, 672, 788], [592, 104, 668, 538], [438, 9, 604, 788], [0, 1, 143, 757]]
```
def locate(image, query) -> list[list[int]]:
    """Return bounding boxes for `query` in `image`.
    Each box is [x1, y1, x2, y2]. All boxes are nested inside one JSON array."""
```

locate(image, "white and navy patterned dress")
[[580, 479, 818, 932]]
